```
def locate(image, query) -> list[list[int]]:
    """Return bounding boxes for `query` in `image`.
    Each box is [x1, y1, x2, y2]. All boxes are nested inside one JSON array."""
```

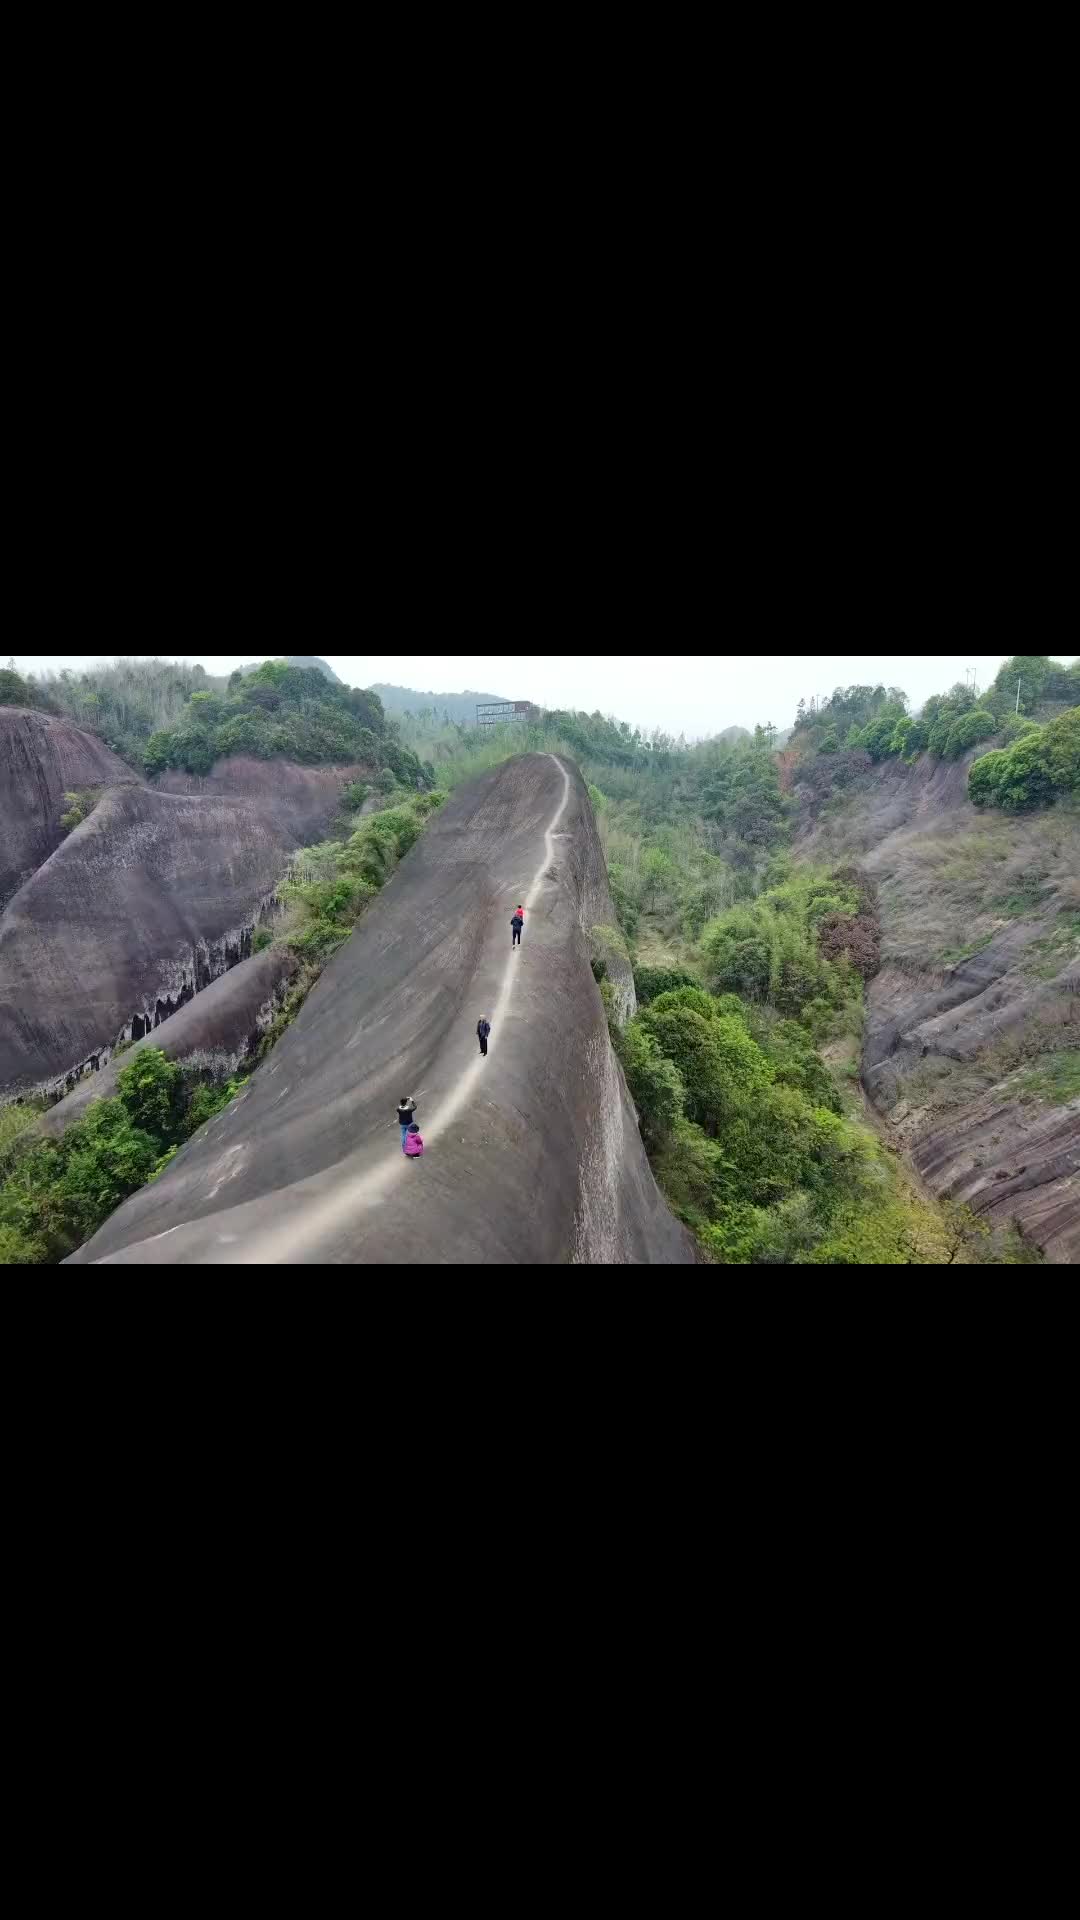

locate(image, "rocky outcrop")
[[2, 790, 289, 1098], [863, 942, 1080, 1257], [0, 747, 375, 1098], [66, 754, 698, 1266], [155, 755, 373, 835], [0, 706, 138, 908], [802, 748, 1080, 1261], [910, 1091, 1079, 1263], [31, 946, 298, 1140]]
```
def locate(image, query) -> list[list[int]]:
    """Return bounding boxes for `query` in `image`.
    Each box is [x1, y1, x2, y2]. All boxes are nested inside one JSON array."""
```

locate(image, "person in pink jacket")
[[404, 1123, 424, 1157]]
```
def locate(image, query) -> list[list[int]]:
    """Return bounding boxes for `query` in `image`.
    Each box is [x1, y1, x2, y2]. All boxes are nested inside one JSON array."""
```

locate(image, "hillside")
[[795, 745, 1079, 1259], [0, 728, 373, 1099], [372, 684, 508, 724], [240, 655, 342, 684], [5, 660, 1076, 1267], [66, 755, 698, 1265], [0, 707, 140, 908]]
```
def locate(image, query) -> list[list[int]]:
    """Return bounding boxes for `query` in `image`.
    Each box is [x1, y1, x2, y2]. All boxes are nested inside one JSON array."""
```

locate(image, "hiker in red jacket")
[[511, 905, 524, 948]]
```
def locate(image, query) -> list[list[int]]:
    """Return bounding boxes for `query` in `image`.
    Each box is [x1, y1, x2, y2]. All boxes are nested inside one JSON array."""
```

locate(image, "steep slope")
[[797, 751, 1080, 1260], [67, 754, 699, 1265], [0, 706, 139, 908], [0, 760, 364, 1099], [154, 754, 368, 830], [34, 946, 298, 1141]]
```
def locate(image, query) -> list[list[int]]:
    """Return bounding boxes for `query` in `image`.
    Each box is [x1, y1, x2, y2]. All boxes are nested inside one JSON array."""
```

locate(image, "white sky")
[[8, 653, 1046, 738]]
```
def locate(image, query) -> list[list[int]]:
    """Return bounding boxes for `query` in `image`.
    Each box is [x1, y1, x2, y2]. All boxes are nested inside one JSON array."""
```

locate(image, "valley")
[[1, 653, 1076, 1265]]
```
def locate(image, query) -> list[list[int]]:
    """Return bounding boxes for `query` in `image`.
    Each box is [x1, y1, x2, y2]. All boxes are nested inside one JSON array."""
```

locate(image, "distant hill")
[[714, 725, 751, 745], [372, 685, 509, 725], [240, 656, 343, 685]]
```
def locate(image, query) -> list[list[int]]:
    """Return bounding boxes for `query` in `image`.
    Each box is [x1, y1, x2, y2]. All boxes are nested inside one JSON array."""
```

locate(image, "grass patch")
[[1014, 1050, 1080, 1105], [1019, 910, 1080, 979], [935, 932, 994, 967], [899, 1014, 1080, 1116]]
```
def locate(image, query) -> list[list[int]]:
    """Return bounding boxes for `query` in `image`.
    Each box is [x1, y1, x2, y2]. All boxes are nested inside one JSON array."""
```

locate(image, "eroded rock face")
[[863, 946, 1080, 1258], [0, 768, 350, 1097], [155, 756, 373, 836], [793, 742, 1080, 1260], [66, 754, 698, 1266], [0, 706, 139, 908], [911, 1091, 1079, 1263], [33, 946, 299, 1141]]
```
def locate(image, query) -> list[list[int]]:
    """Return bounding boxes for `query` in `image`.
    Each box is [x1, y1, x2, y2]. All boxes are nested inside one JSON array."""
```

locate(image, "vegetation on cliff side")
[[7, 657, 437, 790], [0, 1050, 246, 1265], [0, 783, 448, 1265], [788, 658, 1078, 809], [400, 706, 1033, 1263], [140, 662, 433, 785]]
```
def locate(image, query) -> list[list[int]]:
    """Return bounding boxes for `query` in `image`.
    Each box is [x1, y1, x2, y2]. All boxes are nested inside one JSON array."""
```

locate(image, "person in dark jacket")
[[477, 1017, 490, 1056], [511, 910, 523, 948], [397, 1095, 417, 1150]]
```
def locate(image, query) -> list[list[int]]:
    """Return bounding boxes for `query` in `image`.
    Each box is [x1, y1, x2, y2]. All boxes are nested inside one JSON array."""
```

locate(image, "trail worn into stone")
[[67, 754, 698, 1266]]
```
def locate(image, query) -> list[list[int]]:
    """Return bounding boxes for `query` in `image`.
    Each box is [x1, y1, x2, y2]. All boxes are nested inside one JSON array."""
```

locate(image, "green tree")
[[116, 1049, 183, 1142], [614, 1022, 685, 1145], [943, 708, 997, 757]]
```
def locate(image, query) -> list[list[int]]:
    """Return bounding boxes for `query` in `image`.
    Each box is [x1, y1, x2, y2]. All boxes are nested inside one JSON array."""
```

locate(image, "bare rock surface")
[[0, 706, 139, 908], [155, 755, 370, 836], [0, 767, 347, 1097], [802, 748, 1080, 1260], [33, 946, 298, 1140], [67, 755, 698, 1266]]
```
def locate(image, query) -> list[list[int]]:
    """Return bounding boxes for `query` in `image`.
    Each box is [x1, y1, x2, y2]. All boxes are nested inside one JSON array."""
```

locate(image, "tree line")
[[1, 657, 436, 791], [790, 655, 1078, 810]]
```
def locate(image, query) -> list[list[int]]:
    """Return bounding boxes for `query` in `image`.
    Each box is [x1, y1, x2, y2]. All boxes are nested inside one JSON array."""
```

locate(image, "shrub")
[[943, 708, 997, 758], [116, 1048, 183, 1140], [968, 707, 1079, 810], [968, 749, 1009, 807], [182, 1076, 247, 1136], [995, 713, 1039, 745], [607, 861, 642, 938], [0, 1103, 38, 1180], [633, 965, 699, 1005], [856, 706, 907, 760], [613, 1022, 685, 1145], [816, 908, 880, 979], [639, 1004, 773, 1135]]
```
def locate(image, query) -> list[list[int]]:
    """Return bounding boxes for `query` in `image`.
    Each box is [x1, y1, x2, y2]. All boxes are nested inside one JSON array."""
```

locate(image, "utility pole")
[[1015, 676, 1022, 714]]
